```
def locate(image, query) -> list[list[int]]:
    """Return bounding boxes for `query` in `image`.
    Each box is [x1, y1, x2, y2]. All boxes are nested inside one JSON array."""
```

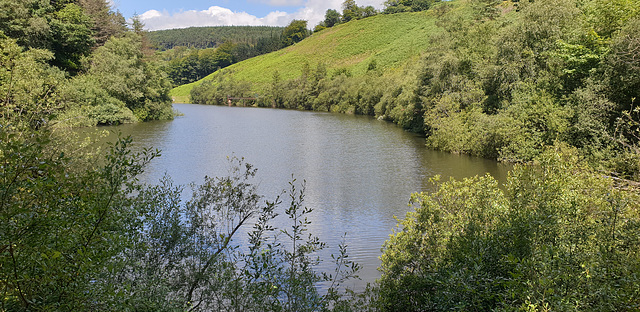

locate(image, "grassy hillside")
[[227, 12, 440, 81], [170, 9, 454, 101], [171, 81, 199, 103]]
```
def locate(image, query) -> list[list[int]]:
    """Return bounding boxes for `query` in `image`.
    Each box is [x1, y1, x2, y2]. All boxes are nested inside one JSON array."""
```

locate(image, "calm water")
[[82, 104, 510, 289]]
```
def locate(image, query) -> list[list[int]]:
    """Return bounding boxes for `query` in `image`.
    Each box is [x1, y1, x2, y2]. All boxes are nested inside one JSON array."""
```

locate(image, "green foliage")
[[130, 14, 145, 34], [118, 158, 273, 311], [204, 42, 234, 68], [190, 70, 254, 106], [186, 0, 640, 171], [184, 11, 441, 100], [314, 23, 328, 33], [55, 33, 174, 126], [0, 0, 117, 74], [148, 26, 285, 50], [609, 105, 640, 181], [564, 80, 614, 157], [0, 35, 65, 129], [553, 34, 609, 93], [325, 9, 342, 27], [84, 33, 173, 122], [2, 97, 359, 310], [77, 0, 127, 46], [0, 0, 171, 126], [341, 0, 379, 22], [499, 84, 572, 161], [282, 20, 310, 47], [60, 75, 137, 126], [105, 159, 360, 311], [165, 46, 234, 85], [472, 0, 501, 20], [603, 14, 640, 112], [0, 129, 160, 310], [49, 3, 95, 71], [342, 0, 360, 22], [0, 0, 43, 48], [160, 29, 289, 87], [583, 0, 640, 38], [378, 146, 640, 311], [384, 0, 440, 13], [361, 6, 378, 18]]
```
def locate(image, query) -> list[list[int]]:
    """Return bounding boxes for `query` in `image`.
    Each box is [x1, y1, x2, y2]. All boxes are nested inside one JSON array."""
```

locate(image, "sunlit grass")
[[170, 10, 446, 100]]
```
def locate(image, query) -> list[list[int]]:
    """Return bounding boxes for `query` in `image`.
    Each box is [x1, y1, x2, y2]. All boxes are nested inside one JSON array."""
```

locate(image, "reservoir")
[[86, 103, 510, 290]]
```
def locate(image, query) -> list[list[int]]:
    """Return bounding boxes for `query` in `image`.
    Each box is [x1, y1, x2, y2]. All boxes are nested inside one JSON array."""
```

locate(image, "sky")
[[110, 0, 386, 31]]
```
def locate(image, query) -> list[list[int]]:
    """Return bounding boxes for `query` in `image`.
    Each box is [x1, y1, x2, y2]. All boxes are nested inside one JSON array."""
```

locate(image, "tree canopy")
[[325, 9, 342, 27], [282, 20, 310, 46], [148, 26, 285, 50], [383, 0, 441, 13], [378, 146, 640, 311]]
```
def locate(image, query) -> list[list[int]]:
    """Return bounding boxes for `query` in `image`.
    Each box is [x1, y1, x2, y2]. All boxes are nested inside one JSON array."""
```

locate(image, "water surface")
[[83, 104, 510, 289]]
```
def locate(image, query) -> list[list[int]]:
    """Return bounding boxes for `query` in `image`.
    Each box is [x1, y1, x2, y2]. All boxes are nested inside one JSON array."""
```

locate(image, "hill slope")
[[170, 10, 448, 100]]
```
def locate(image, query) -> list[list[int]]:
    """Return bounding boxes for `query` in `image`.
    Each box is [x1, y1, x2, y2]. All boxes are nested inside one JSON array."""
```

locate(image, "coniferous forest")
[[1, 0, 639, 311], [148, 26, 285, 50], [153, 23, 307, 86]]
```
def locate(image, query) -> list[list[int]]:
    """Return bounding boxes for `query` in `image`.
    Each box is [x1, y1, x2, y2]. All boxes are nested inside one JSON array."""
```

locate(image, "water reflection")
[[82, 104, 510, 289]]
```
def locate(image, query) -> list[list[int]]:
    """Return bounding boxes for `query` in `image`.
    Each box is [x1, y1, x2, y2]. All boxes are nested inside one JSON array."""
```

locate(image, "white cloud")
[[107, 0, 118, 10], [140, 9, 163, 20], [139, 0, 385, 31], [259, 0, 305, 6]]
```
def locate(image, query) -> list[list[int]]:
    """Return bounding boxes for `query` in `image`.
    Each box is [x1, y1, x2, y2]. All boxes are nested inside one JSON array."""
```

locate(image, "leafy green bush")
[[104, 158, 360, 312], [87, 33, 174, 122], [0, 35, 65, 129], [60, 75, 137, 126], [1, 119, 360, 311], [378, 145, 640, 311], [0, 130, 159, 310]]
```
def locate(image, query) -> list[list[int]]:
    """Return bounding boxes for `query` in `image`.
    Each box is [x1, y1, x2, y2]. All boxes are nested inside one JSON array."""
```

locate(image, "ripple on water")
[[84, 104, 510, 291]]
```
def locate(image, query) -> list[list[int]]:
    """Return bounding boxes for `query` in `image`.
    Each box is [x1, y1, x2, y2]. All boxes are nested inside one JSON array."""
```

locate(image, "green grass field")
[[169, 9, 451, 102], [170, 81, 200, 103]]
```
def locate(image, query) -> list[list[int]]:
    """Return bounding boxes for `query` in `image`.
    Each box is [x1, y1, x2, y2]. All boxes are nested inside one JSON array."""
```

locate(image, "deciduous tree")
[[324, 9, 342, 27], [282, 20, 309, 46], [342, 0, 360, 22]]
